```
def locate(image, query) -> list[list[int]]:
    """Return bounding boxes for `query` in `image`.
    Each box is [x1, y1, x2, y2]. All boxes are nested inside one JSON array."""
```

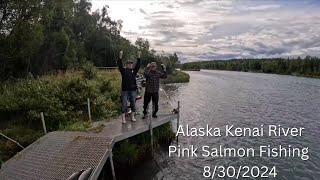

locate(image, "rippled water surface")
[[133, 70, 320, 180]]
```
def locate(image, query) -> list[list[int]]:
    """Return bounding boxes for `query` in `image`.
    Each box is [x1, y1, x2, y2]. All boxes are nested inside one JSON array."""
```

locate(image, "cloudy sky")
[[90, 0, 320, 62]]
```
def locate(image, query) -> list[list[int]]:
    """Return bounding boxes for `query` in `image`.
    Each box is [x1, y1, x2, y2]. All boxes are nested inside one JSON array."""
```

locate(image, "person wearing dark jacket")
[[117, 50, 141, 123], [142, 62, 167, 119]]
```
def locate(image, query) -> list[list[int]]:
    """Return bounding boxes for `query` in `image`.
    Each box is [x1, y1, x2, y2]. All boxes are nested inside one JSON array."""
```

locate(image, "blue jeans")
[[121, 91, 137, 113]]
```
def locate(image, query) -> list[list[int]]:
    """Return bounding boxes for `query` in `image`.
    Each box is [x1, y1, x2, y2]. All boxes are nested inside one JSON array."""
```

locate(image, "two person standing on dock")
[[117, 51, 167, 123], [117, 50, 141, 123]]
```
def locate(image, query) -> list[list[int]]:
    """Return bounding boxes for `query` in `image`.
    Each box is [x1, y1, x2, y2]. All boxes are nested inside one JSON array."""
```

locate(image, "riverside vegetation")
[[0, 65, 121, 162], [0, 65, 179, 166], [162, 70, 190, 84], [181, 56, 320, 77], [99, 123, 175, 179]]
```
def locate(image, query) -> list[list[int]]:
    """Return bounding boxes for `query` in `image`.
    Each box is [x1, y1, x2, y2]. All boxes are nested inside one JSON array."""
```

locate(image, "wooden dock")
[[0, 89, 178, 180]]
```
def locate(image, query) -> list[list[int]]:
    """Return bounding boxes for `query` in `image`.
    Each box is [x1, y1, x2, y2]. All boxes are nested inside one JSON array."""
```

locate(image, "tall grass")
[[99, 123, 176, 179], [113, 123, 175, 166]]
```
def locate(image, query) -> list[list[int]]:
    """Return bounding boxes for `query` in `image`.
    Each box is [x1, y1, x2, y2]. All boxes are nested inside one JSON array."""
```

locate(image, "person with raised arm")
[[117, 50, 141, 123], [142, 62, 167, 119]]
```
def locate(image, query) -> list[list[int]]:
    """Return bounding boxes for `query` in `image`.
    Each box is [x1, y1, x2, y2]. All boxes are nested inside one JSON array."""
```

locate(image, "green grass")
[[61, 120, 92, 131], [0, 69, 122, 162], [0, 126, 43, 162], [0, 68, 177, 164], [113, 123, 175, 167], [162, 70, 190, 84]]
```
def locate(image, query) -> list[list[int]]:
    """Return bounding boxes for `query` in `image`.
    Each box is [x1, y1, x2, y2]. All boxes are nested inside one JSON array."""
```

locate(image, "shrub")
[[0, 126, 43, 161], [0, 70, 122, 161], [162, 70, 190, 84], [113, 123, 175, 167], [114, 140, 139, 166], [0, 78, 66, 130], [82, 62, 97, 80]]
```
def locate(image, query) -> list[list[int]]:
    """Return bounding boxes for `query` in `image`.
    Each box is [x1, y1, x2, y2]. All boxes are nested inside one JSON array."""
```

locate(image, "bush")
[[154, 123, 176, 145], [0, 71, 121, 128], [0, 78, 66, 130], [114, 140, 139, 166], [0, 70, 122, 161], [161, 70, 190, 84], [0, 126, 43, 162], [113, 123, 175, 167], [81, 62, 97, 80]]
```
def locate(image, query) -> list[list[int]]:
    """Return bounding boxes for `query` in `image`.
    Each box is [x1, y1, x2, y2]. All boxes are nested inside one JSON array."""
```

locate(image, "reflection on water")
[[133, 70, 320, 180]]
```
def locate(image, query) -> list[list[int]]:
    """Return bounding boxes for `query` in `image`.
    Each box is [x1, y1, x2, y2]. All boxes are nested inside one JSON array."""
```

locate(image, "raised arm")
[[159, 64, 167, 79], [117, 51, 124, 73], [133, 51, 141, 75], [144, 64, 151, 78]]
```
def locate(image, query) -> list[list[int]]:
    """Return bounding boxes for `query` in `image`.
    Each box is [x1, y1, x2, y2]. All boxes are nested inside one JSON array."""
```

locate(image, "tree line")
[[181, 56, 320, 76], [0, 0, 179, 81]]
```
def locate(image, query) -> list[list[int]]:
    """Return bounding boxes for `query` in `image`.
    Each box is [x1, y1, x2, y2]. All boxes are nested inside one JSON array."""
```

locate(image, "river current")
[[132, 70, 320, 180]]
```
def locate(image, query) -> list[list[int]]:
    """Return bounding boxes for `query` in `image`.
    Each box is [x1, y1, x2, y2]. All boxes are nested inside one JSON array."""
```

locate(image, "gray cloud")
[[242, 47, 288, 56], [176, 0, 204, 6], [139, 8, 147, 15], [122, 31, 138, 36], [166, 4, 174, 9], [151, 11, 174, 15], [245, 4, 281, 11], [139, 18, 186, 30], [106, 0, 320, 61]]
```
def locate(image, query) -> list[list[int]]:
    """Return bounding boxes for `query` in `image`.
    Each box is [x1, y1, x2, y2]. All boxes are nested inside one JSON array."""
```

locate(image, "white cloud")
[[246, 4, 281, 11], [90, 0, 320, 61]]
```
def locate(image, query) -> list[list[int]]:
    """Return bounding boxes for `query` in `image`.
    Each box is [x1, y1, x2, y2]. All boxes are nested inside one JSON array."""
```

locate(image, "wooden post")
[[176, 101, 180, 142], [109, 148, 116, 180], [87, 98, 92, 122], [40, 112, 47, 134]]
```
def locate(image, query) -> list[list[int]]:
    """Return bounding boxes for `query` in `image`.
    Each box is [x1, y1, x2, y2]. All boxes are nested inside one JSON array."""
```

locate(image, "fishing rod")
[[160, 87, 179, 114], [160, 88, 174, 108]]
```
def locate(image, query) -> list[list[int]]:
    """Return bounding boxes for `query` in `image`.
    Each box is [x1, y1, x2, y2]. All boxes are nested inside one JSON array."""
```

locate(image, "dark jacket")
[[144, 66, 167, 93], [117, 58, 141, 91]]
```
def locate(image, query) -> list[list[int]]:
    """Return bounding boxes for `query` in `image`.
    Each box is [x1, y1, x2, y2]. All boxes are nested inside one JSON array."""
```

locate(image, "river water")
[[133, 70, 320, 180]]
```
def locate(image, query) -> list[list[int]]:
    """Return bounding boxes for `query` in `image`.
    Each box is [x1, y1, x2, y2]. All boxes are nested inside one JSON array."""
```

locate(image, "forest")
[[0, 0, 181, 163], [0, 0, 179, 81], [181, 56, 320, 77]]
